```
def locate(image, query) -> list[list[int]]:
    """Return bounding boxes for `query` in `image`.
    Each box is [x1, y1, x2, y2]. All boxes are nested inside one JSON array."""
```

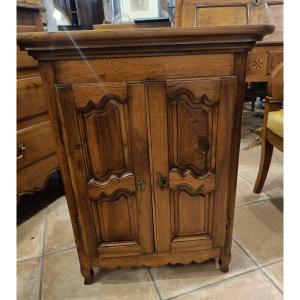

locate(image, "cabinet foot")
[[218, 258, 229, 273], [81, 266, 94, 285]]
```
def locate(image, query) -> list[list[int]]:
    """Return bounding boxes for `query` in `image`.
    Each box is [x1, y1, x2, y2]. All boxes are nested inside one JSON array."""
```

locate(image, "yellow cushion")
[[267, 109, 283, 138]]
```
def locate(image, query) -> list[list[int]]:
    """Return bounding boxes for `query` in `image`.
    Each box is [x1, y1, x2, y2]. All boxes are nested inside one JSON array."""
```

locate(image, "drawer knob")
[[159, 176, 169, 189], [17, 144, 27, 160]]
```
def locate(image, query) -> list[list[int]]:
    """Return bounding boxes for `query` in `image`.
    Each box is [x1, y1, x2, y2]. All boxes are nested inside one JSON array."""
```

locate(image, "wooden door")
[[56, 82, 154, 258], [147, 77, 236, 253]]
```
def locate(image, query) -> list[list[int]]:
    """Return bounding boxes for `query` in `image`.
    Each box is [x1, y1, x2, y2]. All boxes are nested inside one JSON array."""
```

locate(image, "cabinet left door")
[[56, 82, 154, 258]]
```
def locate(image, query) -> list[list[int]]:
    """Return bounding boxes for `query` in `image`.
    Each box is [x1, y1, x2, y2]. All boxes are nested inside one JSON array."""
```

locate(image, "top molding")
[[17, 25, 274, 60]]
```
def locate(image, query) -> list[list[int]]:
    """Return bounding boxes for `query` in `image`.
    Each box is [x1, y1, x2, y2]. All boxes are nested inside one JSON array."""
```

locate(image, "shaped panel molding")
[[169, 168, 216, 194], [88, 172, 136, 201], [77, 92, 132, 182], [167, 87, 219, 176]]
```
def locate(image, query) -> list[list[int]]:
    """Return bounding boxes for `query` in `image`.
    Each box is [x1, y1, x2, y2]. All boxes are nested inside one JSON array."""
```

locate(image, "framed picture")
[[121, 0, 159, 20]]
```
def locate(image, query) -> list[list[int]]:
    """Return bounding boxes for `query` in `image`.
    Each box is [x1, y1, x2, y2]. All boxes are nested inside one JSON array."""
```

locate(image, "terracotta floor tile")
[[239, 162, 283, 198], [175, 270, 282, 300], [17, 257, 41, 300], [263, 261, 283, 291], [150, 241, 256, 299], [41, 248, 159, 300], [44, 196, 75, 254], [236, 176, 269, 206], [17, 209, 46, 261], [234, 200, 283, 266]]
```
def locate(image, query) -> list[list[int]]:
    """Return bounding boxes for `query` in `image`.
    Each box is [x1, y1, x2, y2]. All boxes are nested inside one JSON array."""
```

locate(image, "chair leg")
[[253, 138, 274, 193]]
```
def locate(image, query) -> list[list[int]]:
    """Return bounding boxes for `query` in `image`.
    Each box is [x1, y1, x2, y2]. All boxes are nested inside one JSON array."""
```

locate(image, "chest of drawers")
[[17, 3, 59, 197]]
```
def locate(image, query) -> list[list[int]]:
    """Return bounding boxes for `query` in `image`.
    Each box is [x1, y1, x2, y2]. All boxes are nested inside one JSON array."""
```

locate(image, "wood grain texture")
[[169, 169, 216, 193], [91, 248, 221, 269], [19, 25, 273, 283], [17, 121, 56, 170], [53, 55, 234, 84], [17, 76, 48, 120], [175, 0, 282, 83], [17, 25, 274, 61], [17, 3, 59, 197]]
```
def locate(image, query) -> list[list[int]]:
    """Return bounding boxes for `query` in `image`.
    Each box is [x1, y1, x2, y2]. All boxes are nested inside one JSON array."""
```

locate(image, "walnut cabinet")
[[18, 25, 273, 284]]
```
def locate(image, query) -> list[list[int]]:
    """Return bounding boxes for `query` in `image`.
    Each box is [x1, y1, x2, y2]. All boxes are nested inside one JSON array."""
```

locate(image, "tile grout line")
[[235, 198, 271, 208], [17, 245, 77, 264], [235, 196, 283, 209], [260, 258, 283, 268], [147, 268, 164, 300], [238, 172, 282, 200], [166, 256, 283, 300], [17, 255, 43, 264], [233, 237, 260, 267], [43, 246, 77, 257], [38, 206, 48, 300], [233, 237, 283, 293], [166, 268, 259, 300], [260, 266, 283, 294]]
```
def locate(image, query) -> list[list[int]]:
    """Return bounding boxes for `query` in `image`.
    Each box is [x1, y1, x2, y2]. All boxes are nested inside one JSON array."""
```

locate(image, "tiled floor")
[[17, 110, 283, 299]]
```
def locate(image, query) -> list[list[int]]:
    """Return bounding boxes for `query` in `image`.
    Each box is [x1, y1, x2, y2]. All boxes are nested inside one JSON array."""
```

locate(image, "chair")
[[253, 62, 283, 193]]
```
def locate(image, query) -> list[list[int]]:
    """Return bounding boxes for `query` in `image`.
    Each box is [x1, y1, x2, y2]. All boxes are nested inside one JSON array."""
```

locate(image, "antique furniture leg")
[[218, 258, 229, 273], [218, 52, 248, 274], [80, 266, 94, 285], [254, 135, 274, 193], [254, 62, 283, 193]]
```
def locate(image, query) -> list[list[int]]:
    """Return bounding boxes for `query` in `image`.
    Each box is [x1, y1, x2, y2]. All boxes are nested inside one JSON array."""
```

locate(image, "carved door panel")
[[147, 78, 236, 253], [56, 82, 154, 258]]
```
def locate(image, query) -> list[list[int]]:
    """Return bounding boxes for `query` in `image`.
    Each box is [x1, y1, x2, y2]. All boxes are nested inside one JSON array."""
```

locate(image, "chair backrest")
[[267, 62, 283, 101], [175, 0, 283, 43]]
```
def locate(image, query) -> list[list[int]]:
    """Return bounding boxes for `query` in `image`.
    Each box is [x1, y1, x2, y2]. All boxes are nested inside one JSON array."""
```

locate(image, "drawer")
[[17, 154, 58, 196], [17, 121, 56, 170], [17, 76, 47, 120]]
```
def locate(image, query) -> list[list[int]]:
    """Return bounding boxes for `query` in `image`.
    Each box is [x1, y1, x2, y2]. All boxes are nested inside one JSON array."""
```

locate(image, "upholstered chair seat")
[[267, 109, 283, 138]]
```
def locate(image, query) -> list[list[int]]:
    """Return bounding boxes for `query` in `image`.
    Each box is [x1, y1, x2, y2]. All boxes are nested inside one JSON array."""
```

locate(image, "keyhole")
[[159, 176, 169, 188]]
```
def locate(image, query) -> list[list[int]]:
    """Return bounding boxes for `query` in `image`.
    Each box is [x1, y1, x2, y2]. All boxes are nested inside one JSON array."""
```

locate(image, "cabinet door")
[[56, 82, 154, 258], [147, 77, 236, 253]]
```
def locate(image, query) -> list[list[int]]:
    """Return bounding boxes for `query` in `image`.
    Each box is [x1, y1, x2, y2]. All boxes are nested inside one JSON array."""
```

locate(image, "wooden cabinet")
[[18, 25, 273, 284], [17, 3, 59, 197], [175, 0, 283, 83]]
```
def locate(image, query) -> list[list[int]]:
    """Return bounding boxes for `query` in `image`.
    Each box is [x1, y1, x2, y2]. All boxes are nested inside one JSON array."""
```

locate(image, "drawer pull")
[[17, 144, 27, 160], [159, 176, 169, 189]]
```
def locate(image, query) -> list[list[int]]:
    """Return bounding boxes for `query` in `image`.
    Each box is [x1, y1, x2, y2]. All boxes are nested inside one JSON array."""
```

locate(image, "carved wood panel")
[[166, 79, 219, 249], [57, 82, 154, 257], [147, 77, 235, 253]]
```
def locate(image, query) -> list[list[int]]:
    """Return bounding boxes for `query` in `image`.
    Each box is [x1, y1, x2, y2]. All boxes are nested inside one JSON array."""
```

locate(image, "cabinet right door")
[[147, 77, 236, 253]]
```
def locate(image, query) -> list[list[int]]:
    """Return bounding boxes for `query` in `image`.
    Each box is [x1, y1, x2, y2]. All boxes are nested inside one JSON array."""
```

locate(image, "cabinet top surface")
[[17, 25, 274, 61]]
